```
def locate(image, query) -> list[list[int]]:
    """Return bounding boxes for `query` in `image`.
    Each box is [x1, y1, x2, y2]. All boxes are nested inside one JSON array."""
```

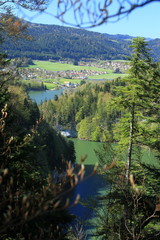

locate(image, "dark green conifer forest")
[[3, 21, 160, 62]]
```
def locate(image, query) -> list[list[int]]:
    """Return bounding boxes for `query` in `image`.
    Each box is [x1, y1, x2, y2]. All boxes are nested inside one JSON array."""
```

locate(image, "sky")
[[16, 1, 160, 39]]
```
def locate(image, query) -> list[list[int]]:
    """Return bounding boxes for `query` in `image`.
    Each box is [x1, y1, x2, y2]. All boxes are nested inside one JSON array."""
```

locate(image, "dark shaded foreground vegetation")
[[0, 53, 81, 239]]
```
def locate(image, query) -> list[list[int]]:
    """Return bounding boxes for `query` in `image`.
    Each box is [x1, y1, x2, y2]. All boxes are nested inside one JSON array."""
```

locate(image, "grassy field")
[[112, 59, 130, 63], [44, 79, 82, 89], [89, 73, 128, 80], [58, 78, 81, 84], [43, 77, 81, 86], [27, 60, 129, 87], [29, 60, 114, 72], [44, 82, 57, 89]]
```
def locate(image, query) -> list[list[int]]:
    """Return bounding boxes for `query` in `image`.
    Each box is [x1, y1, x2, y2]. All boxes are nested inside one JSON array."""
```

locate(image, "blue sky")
[[16, 1, 160, 39]]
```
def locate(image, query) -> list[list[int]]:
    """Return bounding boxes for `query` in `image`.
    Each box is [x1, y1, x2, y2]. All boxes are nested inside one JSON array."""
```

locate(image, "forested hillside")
[[2, 21, 160, 61], [40, 80, 119, 142], [1, 22, 130, 61]]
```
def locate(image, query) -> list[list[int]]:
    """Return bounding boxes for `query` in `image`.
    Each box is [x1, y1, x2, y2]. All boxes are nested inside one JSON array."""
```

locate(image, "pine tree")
[[113, 37, 160, 183], [95, 38, 160, 240]]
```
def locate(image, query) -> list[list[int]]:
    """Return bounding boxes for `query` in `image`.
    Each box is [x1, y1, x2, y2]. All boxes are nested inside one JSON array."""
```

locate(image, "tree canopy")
[[93, 37, 160, 240]]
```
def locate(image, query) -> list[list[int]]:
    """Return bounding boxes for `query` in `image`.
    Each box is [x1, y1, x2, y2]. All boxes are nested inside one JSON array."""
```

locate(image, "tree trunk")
[[126, 102, 135, 184]]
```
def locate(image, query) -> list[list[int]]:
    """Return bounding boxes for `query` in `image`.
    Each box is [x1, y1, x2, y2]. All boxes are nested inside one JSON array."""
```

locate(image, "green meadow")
[[27, 60, 128, 85], [25, 60, 129, 90], [58, 78, 81, 84], [89, 73, 128, 80], [29, 60, 119, 72], [43, 78, 81, 88], [44, 82, 57, 89]]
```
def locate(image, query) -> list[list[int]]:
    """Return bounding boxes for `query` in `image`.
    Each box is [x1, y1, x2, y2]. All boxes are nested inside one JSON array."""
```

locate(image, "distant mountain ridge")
[[104, 33, 134, 41], [104, 33, 153, 41], [2, 21, 160, 61]]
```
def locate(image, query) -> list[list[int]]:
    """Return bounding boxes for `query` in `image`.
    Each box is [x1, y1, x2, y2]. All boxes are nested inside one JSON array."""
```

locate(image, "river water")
[[28, 90, 109, 238], [28, 88, 64, 104], [70, 139, 109, 238]]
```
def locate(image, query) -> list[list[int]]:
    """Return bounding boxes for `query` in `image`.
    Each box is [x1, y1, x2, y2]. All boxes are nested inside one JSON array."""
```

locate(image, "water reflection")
[[28, 89, 64, 104], [69, 164, 109, 239]]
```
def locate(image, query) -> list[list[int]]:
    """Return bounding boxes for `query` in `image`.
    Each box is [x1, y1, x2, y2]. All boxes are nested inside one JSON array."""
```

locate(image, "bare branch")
[[1, 0, 160, 28], [48, 0, 160, 28]]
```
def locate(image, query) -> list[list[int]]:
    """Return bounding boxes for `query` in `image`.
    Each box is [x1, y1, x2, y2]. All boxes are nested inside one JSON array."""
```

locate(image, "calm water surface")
[[28, 89, 64, 104], [70, 139, 109, 239]]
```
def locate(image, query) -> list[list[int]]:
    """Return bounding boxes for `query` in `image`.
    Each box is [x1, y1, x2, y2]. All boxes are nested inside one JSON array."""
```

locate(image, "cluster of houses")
[[19, 67, 57, 80], [81, 60, 130, 72], [58, 69, 108, 79], [19, 66, 108, 82], [63, 81, 79, 88], [19, 60, 130, 88]]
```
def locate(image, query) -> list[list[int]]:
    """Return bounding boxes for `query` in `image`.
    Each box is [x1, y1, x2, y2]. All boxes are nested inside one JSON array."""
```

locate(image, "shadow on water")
[[69, 164, 109, 239], [67, 139, 109, 238]]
